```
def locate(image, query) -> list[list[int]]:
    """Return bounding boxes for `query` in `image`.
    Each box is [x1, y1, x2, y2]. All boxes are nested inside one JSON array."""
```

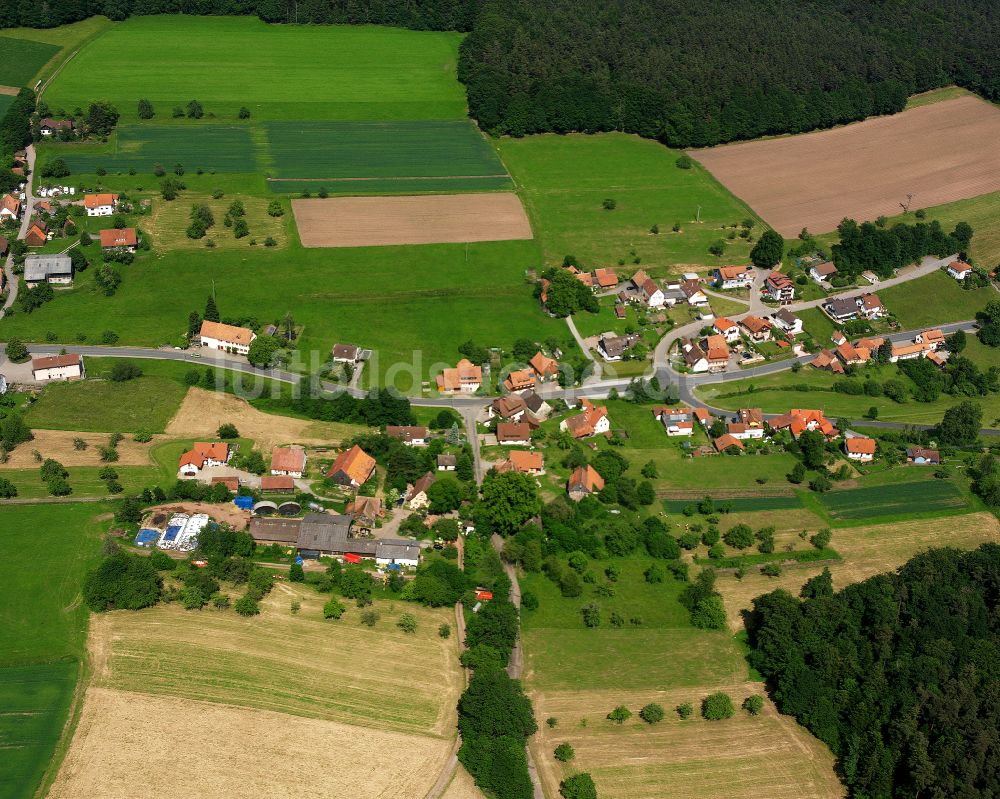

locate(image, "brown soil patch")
[[0, 85, 19, 96], [49, 688, 450, 799], [0, 429, 162, 468], [292, 193, 533, 247], [165, 387, 366, 452], [530, 684, 844, 799], [142, 501, 250, 530], [717, 511, 1000, 631], [691, 96, 1000, 235]]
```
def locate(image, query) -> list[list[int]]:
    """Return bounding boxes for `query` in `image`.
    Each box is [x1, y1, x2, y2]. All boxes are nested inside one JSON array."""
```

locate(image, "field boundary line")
[[33, 658, 87, 799], [267, 174, 510, 183]]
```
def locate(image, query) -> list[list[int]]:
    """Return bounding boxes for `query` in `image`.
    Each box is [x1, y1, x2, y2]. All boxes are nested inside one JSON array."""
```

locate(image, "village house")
[[809, 261, 838, 284], [725, 422, 762, 441], [703, 334, 730, 371], [764, 271, 795, 303], [405, 472, 436, 510], [823, 297, 860, 322], [178, 442, 231, 478], [504, 368, 536, 392], [680, 278, 709, 306], [714, 433, 745, 453], [83, 193, 118, 217], [844, 437, 876, 462], [497, 422, 532, 446], [199, 320, 256, 356], [325, 445, 376, 489], [530, 351, 559, 382], [598, 332, 641, 361], [260, 475, 295, 493], [712, 317, 740, 344], [345, 495, 384, 535], [211, 475, 240, 492], [693, 407, 712, 428], [436, 359, 482, 393], [740, 315, 772, 343], [681, 339, 709, 373], [38, 118, 74, 137], [810, 349, 845, 374], [99, 227, 139, 253], [501, 450, 545, 476], [270, 446, 307, 478], [386, 426, 428, 446], [653, 406, 694, 436], [436, 454, 456, 471], [907, 447, 941, 465], [567, 464, 604, 501], [737, 407, 765, 429], [490, 393, 529, 423], [714, 264, 754, 290], [331, 343, 360, 363], [0, 193, 21, 222], [770, 308, 803, 336], [375, 540, 422, 568], [23, 254, 73, 286], [591, 267, 619, 290], [560, 399, 610, 439], [946, 260, 974, 281], [24, 220, 48, 247], [520, 390, 552, 420], [859, 293, 884, 319], [768, 408, 838, 439], [31, 353, 84, 382]]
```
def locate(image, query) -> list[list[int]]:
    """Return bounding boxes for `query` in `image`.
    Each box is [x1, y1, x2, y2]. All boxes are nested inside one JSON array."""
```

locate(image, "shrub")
[[607, 705, 632, 724], [289, 562, 304, 582], [676, 702, 693, 719], [602, 198, 617, 210], [234, 594, 260, 616], [398, 612, 418, 633], [109, 361, 142, 382], [560, 773, 597, 799], [554, 742, 575, 762], [675, 154, 693, 169], [811, 528, 832, 549], [83, 552, 161, 612], [639, 703, 665, 723], [439, 623, 451, 638], [360, 609, 380, 627], [702, 692, 735, 720], [323, 598, 345, 619], [743, 694, 765, 715], [212, 593, 231, 609], [217, 422, 239, 439]]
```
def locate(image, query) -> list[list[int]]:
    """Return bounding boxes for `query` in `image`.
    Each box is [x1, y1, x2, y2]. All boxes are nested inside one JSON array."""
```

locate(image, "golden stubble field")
[[51, 584, 462, 798], [0, 429, 163, 468]]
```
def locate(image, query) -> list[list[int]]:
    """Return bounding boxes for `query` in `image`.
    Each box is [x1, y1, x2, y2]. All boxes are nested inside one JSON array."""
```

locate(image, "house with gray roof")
[[23, 253, 73, 287]]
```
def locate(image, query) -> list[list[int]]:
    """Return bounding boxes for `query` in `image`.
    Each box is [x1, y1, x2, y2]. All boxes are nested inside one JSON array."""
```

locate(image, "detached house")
[[715, 265, 754, 290], [844, 437, 876, 462], [83, 193, 118, 217], [405, 472, 436, 510], [653, 406, 694, 436], [764, 272, 795, 303], [713, 317, 740, 344], [681, 339, 709, 373], [99, 227, 138, 252], [907, 447, 941, 465], [560, 399, 610, 439], [771, 308, 803, 336], [270, 446, 307, 478], [24, 220, 48, 247], [740, 315, 772, 343], [714, 433, 745, 453], [386, 426, 428, 446], [436, 359, 482, 393], [530, 351, 559, 382], [567, 465, 604, 501], [178, 442, 231, 478], [680, 278, 708, 306], [32, 353, 84, 382], [331, 343, 360, 363], [0, 193, 21, 222], [23, 254, 72, 286], [947, 260, 974, 281], [39, 117, 73, 137], [502, 450, 545, 476], [490, 394, 528, 423], [325, 445, 376, 489], [703, 334, 730, 371], [504, 369, 536, 392], [809, 261, 838, 284], [199, 320, 256, 355], [768, 408, 838, 439], [497, 422, 532, 446], [598, 332, 640, 361]]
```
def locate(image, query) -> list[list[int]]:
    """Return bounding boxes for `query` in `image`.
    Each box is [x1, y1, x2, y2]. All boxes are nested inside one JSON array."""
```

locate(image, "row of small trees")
[[139, 99, 251, 121]]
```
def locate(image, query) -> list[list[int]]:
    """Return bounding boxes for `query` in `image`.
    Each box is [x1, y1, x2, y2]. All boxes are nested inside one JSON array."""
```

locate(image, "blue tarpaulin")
[[135, 529, 160, 547], [234, 495, 254, 510]]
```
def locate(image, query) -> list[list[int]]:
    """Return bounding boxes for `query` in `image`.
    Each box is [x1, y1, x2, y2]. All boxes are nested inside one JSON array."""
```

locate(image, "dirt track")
[[292, 193, 533, 247], [691, 96, 1000, 235]]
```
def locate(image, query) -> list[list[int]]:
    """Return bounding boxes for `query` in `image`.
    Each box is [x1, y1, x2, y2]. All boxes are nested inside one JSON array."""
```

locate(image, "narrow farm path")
[[1, 144, 35, 319]]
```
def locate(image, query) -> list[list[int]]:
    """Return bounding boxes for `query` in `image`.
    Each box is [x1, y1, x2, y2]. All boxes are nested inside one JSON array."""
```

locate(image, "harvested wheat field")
[[441, 765, 488, 799], [530, 684, 844, 799], [49, 688, 450, 799], [165, 387, 367, 451], [88, 585, 461, 735], [292, 193, 533, 247], [0, 429, 162, 468], [717, 511, 1000, 631], [691, 96, 1000, 235]]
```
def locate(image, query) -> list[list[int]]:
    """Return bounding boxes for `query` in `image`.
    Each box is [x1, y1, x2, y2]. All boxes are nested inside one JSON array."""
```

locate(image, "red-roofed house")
[[768, 409, 838, 439], [271, 446, 307, 478], [260, 475, 295, 492], [740, 315, 772, 343], [497, 422, 532, 446], [504, 369, 536, 392], [0, 193, 21, 223], [704, 335, 730, 371], [947, 260, 974, 281], [199, 320, 256, 355], [83, 193, 119, 217], [764, 271, 795, 303], [559, 399, 610, 439], [178, 442, 231, 478], [530, 351, 559, 382], [714, 433, 745, 453], [436, 359, 482, 393], [567, 465, 604, 501], [325, 445, 376, 488], [844, 437, 876, 462], [99, 227, 138, 252], [715, 265, 753, 289], [713, 317, 740, 343], [507, 450, 545, 475], [31, 354, 84, 382]]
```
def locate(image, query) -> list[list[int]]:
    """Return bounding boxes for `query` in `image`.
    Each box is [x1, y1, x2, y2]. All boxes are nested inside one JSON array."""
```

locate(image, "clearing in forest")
[[292, 193, 532, 247], [691, 96, 1000, 235]]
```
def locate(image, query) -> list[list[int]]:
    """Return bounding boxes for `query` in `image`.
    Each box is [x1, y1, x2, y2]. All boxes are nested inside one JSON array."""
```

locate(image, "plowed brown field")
[[292, 193, 533, 247], [691, 96, 1000, 235]]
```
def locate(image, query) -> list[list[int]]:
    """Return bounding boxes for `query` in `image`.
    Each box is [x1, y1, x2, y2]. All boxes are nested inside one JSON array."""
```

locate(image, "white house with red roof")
[[83, 193, 119, 217], [712, 317, 740, 343], [178, 442, 232, 478], [31, 354, 84, 382]]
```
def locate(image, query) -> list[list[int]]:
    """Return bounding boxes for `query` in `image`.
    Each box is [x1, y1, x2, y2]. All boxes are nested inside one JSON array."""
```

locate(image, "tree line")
[[747, 544, 1000, 798]]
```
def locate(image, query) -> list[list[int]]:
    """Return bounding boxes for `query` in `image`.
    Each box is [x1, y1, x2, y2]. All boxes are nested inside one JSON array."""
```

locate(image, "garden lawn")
[[498, 133, 761, 270], [44, 16, 467, 122], [0, 36, 59, 87], [878, 270, 992, 328], [24, 375, 188, 433]]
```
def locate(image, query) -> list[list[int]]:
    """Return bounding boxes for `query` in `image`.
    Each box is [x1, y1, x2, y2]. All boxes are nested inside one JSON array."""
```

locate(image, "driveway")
[[1, 143, 36, 319]]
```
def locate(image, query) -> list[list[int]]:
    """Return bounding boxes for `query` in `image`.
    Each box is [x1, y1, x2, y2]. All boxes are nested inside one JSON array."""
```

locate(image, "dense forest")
[[5, 1, 1000, 147], [746, 545, 1000, 798]]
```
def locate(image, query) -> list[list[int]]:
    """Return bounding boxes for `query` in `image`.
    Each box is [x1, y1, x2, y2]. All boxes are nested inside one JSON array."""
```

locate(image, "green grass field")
[[498, 133, 761, 270], [0, 35, 60, 87], [879, 270, 993, 328], [663, 495, 802, 514], [0, 465, 162, 499], [265, 120, 511, 191], [0, 502, 111, 799], [818, 480, 968, 521], [25, 374, 188, 433], [44, 16, 467, 122], [0, 18, 112, 87], [521, 556, 747, 691], [0, 93, 14, 120]]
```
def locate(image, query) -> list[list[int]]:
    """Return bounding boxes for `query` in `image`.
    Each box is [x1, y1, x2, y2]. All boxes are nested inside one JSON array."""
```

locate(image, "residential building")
[[405, 472, 436, 510], [598, 332, 640, 361], [917, 328, 945, 350], [764, 271, 795, 303], [0, 193, 21, 222], [24, 221, 48, 247], [38, 118, 73, 136], [844, 437, 876, 462], [345, 495, 384, 534], [99, 227, 138, 252], [375, 540, 421, 568], [715, 264, 754, 289], [810, 349, 845, 374], [726, 423, 763, 441], [567, 465, 604, 501], [714, 433, 745, 453], [23, 253, 72, 286], [325, 445, 376, 488], [504, 369, 536, 392], [331, 343, 360, 363], [386, 426, 428, 446], [520, 390, 552, 420], [890, 340, 931, 362], [693, 407, 712, 428], [947, 260, 974, 281], [592, 268, 619, 289], [530, 351, 559, 382], [740, 315, 772, 343], [270, 446, 307, 478], [178, 442, 231, 478], [199, 320, 256, 355], [506, 450, 545, 475], [83, 193, 118, 217], [560, 399, 610, 439], [680, 278, 708, 306], [681, 339, 709, 373], [436, 359, 482, 393], [736, 408, 764, 429], [437, 454, 456, 471], [490, 394, 528, 422], [31, 353, 84, 382], [703, 334, 730, 371], [835, 341, 870, 366], [497, 422, 532, 446], [768, 409, 838, 439], [809, 261, 838, 283], [907, 447, 941, 465], [713, 317, 740, 343], [859, 293, 884, 319], [653, 406, 694, 436], [823, 296, 860, 322]]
